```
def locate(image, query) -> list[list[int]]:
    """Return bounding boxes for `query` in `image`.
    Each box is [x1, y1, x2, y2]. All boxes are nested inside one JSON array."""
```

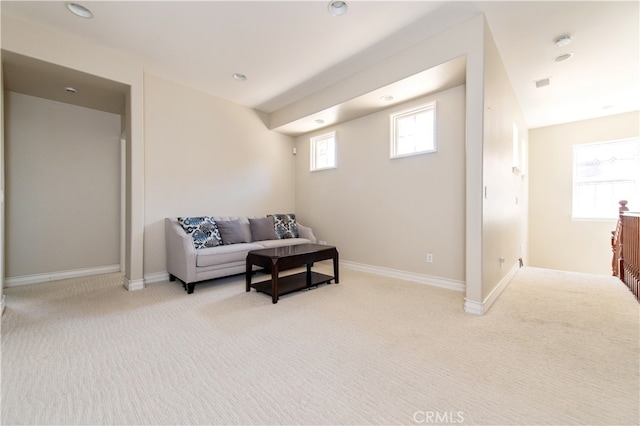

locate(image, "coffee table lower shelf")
[[251, 271, 334, 297]]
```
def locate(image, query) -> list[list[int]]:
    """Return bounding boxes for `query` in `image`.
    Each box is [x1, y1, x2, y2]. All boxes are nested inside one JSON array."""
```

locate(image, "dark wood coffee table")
[[246, 244, 339, 304]]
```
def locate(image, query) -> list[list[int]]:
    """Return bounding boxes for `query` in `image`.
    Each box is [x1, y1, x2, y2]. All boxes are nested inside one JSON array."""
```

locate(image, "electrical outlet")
[[426, 253, 433, 263], [319, 240, 327, 245], [500, 257, 506, 268]]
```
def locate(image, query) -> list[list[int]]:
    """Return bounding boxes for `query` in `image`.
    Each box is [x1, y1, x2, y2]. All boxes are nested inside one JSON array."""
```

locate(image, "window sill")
[[310, 166, 337, 172], [390, 149, 436, 160]]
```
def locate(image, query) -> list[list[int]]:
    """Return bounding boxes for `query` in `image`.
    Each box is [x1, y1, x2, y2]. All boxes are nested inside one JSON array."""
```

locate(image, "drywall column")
[[123, 84, 145, 290], [1, 59, 5, 313], [463, 18, 485, 314]]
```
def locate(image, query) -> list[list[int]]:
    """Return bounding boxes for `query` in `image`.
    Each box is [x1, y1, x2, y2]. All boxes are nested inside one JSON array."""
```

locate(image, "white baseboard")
[[144, 271, 170, 284], [464, 262, 519, 315], [4, 265, 121, 287], [464, 299, 484, 315], [123, 277, 145, 291], [341, 261, 465, 292]]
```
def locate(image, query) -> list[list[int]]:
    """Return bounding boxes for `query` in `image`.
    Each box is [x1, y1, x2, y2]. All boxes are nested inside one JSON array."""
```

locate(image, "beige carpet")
[[1, 265, 638, 425]]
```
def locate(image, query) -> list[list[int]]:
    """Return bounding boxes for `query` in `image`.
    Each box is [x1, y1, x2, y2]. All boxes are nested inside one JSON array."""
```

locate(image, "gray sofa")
[[165, 216, 316, 294]]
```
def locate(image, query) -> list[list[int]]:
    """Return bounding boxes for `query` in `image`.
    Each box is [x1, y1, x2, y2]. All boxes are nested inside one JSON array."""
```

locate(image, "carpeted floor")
[[1, 265, 638, 425]]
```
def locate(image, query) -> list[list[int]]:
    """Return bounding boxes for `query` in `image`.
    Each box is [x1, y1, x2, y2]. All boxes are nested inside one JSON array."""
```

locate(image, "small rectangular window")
[[390, 103, 436, 159], [572, 138, 640, 219], [310, 132, 336, 171]]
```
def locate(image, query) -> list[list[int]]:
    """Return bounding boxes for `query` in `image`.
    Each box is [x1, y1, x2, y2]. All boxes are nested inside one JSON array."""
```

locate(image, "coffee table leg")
[[334, 250, 340, 284], [246, 257, 252, 292], [272, 261, 279, 304]]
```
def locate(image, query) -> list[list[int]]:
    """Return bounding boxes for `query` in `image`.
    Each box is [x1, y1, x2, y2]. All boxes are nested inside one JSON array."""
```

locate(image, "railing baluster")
[[612, 201, 628, 276], [615, 200, 640, 302]]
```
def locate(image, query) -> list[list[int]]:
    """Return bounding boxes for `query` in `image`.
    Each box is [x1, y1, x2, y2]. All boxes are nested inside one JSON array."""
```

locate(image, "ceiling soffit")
[[2, 50, 127, 116]]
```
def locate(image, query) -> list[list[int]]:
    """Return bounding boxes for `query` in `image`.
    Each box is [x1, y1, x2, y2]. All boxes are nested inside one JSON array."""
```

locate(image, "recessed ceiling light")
[[232, 73, 247, 81], [64, 86, 77, 94], [553, 34, 572, 48], [553, 53, 573, 62], [66, 2, 93, 19], [380, 95, 394, 102], [328, 1, 348, 16]]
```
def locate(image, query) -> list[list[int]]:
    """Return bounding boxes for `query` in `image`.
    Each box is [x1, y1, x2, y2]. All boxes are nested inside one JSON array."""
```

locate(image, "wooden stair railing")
[[611, 200, 628, 277], [612, 200, 640, 301]]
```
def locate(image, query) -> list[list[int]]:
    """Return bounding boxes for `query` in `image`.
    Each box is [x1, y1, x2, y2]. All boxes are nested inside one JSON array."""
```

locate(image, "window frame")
[[571, 137, 640, 220], [310, 131, 337, 172], [390, 102, 437, 159]]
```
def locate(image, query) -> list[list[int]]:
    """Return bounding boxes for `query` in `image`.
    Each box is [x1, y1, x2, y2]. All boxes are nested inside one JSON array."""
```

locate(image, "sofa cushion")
[[249, 216, 278, 241], [217, 219, 249, 245], [258, 238, 312, 248], [177, 216, 222, 249], [271, 213, 299, 239], [196, 243, 264, 267]]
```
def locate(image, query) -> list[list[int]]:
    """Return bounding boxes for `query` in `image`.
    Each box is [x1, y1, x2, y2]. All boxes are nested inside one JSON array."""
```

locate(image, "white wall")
[[143, 73, 296, 277], [4, 92, 121, 278], [481, 22, 528, 301], [295, 86, 466, 285], [529, 112, 639, 275]]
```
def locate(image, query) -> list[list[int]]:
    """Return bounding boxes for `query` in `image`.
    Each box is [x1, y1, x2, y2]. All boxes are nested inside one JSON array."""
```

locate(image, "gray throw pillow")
[[249, 217, 278, 241], [216, 220, 248, 245]]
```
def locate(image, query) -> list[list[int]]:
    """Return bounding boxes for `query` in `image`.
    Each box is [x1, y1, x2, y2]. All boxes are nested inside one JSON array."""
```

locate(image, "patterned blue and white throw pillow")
[[286, 213, 299, 238], [177, 216, 223, 249], [270, 213, 299, 239]]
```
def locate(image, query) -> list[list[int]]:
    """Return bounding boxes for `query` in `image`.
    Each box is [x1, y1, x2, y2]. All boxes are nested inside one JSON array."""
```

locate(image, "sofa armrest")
[[165, 218, 197, 283], [297, 224, 317, 244]]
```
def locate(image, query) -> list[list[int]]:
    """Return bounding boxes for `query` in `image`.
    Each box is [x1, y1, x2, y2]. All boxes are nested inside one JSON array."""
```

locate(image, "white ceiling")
[[1, 1, 638, 132]]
